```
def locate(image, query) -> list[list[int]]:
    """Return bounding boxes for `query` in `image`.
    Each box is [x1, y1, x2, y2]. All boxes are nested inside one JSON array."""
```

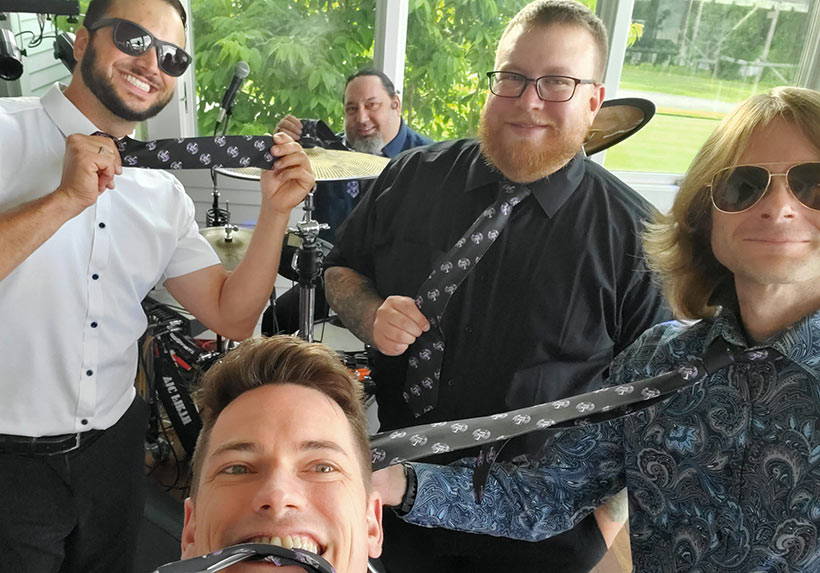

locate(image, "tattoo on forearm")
[[324, 267, 381, 346]]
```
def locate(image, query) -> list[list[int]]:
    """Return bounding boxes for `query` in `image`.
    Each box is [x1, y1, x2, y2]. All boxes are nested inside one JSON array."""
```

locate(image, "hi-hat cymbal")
[[215, 146, 390, 183], [201, 226, 253, 270], [584, 97, 655, 156]]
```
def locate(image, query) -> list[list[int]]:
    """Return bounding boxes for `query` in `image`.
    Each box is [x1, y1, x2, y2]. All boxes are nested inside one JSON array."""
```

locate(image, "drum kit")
[[198, 97, 655, 344]]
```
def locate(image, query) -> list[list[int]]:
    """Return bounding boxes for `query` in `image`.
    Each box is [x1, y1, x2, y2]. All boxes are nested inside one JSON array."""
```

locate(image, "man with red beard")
[[324, 1, 667, 571]]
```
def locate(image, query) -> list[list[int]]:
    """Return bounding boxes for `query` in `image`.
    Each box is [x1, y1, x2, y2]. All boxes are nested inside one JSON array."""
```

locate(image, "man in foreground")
[[377, 86, 820, 572], [324, 1, 667, 570], [0, 0, 313, 569], [179, 335, 383, 573]]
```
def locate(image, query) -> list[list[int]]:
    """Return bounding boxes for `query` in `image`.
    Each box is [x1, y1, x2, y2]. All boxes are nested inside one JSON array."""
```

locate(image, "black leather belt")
[[0, 430, 104, 455]]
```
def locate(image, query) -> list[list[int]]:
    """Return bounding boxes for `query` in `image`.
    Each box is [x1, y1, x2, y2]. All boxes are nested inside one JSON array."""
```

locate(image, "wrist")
[[393, 462, 417, 516]]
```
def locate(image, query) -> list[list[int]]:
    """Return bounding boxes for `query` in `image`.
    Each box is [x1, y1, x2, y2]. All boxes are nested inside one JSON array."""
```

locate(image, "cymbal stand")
[[290, 188, 328, 342], [208, 167, 234, 353], [206, 166, 232, 228]]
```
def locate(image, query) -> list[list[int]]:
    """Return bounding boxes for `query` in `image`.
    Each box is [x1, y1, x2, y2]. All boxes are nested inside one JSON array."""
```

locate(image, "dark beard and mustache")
[[478, 105, 590, 183], [81, 38, 172, 122]]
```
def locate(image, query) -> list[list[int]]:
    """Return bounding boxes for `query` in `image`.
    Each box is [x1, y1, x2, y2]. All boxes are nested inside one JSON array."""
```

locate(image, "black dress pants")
[[380, 510, 606, 573], [0, 397, 148, 573]]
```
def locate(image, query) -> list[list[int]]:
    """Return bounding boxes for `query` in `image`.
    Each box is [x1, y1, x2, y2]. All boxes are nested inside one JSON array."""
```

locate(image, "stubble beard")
[[81, 39, 172, 123], [478, 105, 590, 183]]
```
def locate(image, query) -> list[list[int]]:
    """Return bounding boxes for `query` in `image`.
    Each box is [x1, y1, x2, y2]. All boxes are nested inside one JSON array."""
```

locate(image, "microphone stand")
[[290, 188, 328, 342]]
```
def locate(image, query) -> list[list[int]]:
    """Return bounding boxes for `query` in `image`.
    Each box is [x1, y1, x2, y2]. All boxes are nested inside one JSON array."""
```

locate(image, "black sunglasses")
[[709, 162, 820, 213], [86, 17, 191, 77]]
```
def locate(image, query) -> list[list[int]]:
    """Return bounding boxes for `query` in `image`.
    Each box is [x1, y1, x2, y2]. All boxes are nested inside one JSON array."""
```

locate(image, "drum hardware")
[[289, 189, 329, 342], [206, 166, 231, 227]]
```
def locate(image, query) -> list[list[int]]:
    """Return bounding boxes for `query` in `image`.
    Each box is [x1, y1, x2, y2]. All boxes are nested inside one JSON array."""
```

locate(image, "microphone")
[[216, 61, 249, 124]]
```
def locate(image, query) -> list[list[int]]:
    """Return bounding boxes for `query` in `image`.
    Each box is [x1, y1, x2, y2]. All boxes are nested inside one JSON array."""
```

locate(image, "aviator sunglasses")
[[85, 17, 191, 77], [709, 162, 820, 213]]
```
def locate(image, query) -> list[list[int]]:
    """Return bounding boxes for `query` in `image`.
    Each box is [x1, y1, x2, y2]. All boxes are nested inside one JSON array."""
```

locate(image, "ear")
[[588, 83, 606, 116], [73, 27, 90, 64], [365, 490, 384, 559], [391, 95, 401, 112], [180, 497, 198, 558]]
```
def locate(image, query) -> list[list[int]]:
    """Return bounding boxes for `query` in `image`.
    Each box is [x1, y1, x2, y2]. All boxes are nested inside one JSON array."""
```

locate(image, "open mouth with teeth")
[[122, 72, 153, 94], [245, 535, 326, 557]]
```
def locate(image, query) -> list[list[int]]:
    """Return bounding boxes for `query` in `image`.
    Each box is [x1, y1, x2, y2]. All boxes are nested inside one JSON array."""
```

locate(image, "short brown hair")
[[502, 0, 608, 80], [189, 336, 370, 496], [643, 86, 820, 319]]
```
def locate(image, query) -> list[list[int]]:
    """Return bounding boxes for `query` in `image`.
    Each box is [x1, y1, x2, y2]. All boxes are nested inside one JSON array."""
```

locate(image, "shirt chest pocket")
[[373, 238, 444, 299]]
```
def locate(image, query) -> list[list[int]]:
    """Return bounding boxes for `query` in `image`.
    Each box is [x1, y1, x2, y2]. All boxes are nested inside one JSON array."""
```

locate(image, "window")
[[604, 0, 818, 174], [192, 0, 377, 136]]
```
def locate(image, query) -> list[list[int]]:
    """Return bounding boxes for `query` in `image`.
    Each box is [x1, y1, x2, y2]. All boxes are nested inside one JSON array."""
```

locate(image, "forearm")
[[215, 204, 291, 338], [0, 190, 82, 280], [324, 265, 383, 345], [403, 458, 624, 541]]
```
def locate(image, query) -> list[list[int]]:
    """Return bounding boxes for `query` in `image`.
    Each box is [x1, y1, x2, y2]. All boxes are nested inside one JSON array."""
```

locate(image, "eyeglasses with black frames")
[[486, 71, 597, 102]]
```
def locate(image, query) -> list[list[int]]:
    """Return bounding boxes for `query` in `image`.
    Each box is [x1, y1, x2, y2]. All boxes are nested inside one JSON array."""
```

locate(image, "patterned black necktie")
[[372, 341, 771, 501], [93, 132, 276, 170], [403, 181, 532, 417]]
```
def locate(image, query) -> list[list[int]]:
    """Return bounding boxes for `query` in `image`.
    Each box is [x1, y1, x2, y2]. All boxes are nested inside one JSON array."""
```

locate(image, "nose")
[[252, 468, 307, 516], [354, 105, 370, 125], [133, 44, 161, 77], [756, 174, 797, 220], [518, 80, 545, 109]]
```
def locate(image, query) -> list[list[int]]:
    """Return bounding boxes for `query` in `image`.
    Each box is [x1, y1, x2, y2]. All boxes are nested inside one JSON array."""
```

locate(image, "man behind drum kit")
[[263, 69, 434, 336], [175, 335, 383, 573]]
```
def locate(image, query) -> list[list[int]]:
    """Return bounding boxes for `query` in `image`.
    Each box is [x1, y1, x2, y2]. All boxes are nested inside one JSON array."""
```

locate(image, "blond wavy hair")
[[643, 86, 820, 320]]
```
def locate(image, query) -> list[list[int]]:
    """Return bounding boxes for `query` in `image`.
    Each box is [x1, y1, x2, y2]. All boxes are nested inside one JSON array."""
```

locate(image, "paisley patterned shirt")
[[404, 310, 819, 572]]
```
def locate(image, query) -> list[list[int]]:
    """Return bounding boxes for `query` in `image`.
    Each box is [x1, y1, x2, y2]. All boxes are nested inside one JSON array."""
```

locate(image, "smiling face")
[[710, 119, 820, 293], [343, 75, 402, 154], [181, 383, 382, 573], [479, 23, 604, 182], [73, 0, 184, 125]]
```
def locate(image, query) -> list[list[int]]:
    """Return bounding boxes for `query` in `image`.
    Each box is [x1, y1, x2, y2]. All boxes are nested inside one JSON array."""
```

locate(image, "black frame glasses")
[[486, 71, 597, 102], [709, 161, 820, 213], [85, 17, 191, 77]]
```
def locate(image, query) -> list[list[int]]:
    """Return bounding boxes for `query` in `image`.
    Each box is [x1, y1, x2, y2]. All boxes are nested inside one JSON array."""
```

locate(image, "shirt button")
[[90, 321, 98, 328], [91, 273, 99, 280], [447, 379, 455, 387], [81, 419, 88, 425], [86, 369, 93, 376], [98, 222, 106, 229]]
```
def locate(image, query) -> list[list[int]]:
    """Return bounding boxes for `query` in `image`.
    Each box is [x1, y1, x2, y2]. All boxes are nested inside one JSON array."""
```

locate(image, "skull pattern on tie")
[[93, 132, 276, 170], [403, 181, 532, 417]]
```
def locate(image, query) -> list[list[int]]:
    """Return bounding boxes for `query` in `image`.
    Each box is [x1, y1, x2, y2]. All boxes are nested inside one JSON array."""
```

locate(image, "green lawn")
[[603, 112, 722, 173], [620, 65, 781, 104]]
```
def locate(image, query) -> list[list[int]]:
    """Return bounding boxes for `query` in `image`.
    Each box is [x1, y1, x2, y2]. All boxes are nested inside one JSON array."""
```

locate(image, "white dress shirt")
[[0, 85, 220, 436]]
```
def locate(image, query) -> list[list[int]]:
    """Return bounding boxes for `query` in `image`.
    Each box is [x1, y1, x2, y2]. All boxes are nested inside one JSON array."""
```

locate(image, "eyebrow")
[[209, 439, 351, 459]]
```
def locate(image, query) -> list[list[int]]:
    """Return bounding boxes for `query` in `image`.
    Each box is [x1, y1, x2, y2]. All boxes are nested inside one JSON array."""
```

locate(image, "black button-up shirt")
[[327, 139, 668, 450]]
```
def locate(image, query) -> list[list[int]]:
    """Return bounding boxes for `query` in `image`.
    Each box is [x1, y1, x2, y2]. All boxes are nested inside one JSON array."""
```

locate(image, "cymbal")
[[201, 226, 253, 270], [584, 97, 655, 156], [215, 146, 390, 183]]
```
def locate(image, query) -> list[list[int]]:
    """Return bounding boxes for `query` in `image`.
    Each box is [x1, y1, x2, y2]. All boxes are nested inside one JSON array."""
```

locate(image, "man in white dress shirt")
[[0, 0, 314, 570]]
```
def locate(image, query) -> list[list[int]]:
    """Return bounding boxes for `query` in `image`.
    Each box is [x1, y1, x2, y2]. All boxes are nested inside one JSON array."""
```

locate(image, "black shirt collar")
[[464, 148, 587, 218]]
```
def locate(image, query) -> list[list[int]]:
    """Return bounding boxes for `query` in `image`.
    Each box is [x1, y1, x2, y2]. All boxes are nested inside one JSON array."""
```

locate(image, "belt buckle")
[[49, 433, 82, 455]]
